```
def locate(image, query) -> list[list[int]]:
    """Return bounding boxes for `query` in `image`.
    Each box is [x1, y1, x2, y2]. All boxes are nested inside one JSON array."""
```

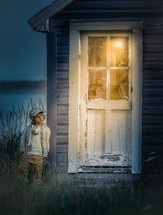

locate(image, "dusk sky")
[[0, 1, 54, 113], [0, 0, 53, 81]]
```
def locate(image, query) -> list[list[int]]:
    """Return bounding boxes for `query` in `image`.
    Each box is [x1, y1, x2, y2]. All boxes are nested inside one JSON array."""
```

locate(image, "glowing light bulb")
[[114, 40, 123, 48]]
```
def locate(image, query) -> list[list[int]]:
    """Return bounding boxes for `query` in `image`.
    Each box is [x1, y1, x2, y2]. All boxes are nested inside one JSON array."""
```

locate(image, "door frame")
[[68, 21, 143, 174]]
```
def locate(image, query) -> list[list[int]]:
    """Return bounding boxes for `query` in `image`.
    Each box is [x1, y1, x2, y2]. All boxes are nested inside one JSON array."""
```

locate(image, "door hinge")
[[130, 87, 133, 93]]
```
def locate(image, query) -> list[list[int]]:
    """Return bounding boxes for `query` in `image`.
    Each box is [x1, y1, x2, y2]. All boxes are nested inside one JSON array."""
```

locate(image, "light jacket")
[[20, 124, 51, 158]]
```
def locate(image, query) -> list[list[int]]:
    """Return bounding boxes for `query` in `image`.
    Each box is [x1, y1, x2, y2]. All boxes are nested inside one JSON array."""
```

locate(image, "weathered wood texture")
[[48, 0, 163, 173], [47, 32, 58, 171], [56, 30, 69, 172]]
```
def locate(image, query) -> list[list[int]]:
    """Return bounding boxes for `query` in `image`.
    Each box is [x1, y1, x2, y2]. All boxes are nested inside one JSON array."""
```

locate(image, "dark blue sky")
[[0, 0, 53, 81]]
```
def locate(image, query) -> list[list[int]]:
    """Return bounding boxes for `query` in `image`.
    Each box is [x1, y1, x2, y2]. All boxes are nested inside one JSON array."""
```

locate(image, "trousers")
[[18, 153, 44, 184]]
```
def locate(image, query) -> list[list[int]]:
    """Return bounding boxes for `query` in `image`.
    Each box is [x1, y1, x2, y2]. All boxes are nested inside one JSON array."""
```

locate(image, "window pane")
[[110, 69, 129, 100], [110, 37, 129, 67], [88, 70, 107, 100], [88, 36, 107, 67]]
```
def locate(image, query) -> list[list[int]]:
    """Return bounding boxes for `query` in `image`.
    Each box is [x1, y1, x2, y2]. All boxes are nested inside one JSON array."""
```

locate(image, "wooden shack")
[[28, 0, 163, 174]]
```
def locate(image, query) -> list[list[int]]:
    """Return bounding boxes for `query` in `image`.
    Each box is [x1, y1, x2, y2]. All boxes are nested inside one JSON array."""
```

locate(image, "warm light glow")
[[114, 40, 123, 48]]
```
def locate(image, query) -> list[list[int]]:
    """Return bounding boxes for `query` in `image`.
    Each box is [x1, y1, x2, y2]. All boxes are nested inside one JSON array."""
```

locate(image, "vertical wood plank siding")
[[57, 29, 69, 172], [47, 32, 57, 172], [49, 0, 163, 173]]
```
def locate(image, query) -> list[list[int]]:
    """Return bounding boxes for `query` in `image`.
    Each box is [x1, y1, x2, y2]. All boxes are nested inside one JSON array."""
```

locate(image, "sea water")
[[0, 89, 46, 116]]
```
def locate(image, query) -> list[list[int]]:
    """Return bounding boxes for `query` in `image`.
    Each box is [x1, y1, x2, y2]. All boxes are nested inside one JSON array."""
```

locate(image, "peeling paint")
[[84, 153, 129, 166], [100, 154, 120, 161], [78, 32, 132, 171]]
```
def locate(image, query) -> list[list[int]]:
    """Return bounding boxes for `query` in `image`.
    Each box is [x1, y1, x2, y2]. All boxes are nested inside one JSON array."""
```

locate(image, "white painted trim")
[[69, 21, 142, 174], [70, 21, 143, 31], [131, 29, 142, 174], [28, 0, 75, 30], [68, 29, 81, 173]]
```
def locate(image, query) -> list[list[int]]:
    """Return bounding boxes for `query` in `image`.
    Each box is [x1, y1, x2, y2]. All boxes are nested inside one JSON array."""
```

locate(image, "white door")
[[79, 32, 132, 169]]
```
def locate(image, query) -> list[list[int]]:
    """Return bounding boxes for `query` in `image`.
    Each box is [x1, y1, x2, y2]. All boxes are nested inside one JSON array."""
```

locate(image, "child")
[[18, 107, 51, 184]]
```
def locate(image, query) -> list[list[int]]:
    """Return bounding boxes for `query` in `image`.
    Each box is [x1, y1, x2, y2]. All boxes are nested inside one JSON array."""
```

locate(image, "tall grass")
[[0, 98, 45, 170], [0, 99, 163, 215], [0, 171, 163, 215]]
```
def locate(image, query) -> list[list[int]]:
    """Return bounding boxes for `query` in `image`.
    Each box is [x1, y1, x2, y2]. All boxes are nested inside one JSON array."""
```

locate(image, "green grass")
[[0, 102, 163, 215], [0, 170, 163, 215]]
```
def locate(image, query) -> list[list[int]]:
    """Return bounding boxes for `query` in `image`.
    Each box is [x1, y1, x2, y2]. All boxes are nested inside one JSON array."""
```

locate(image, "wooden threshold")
[[78, 166, 131, 173]]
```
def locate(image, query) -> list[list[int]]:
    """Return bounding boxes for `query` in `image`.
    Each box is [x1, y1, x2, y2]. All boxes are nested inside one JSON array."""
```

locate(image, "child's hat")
[[29, 107, 44, 120]]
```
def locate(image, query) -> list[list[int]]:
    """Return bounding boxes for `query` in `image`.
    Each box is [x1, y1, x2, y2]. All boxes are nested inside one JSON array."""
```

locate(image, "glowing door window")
[[88, 36, 129, 101]]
